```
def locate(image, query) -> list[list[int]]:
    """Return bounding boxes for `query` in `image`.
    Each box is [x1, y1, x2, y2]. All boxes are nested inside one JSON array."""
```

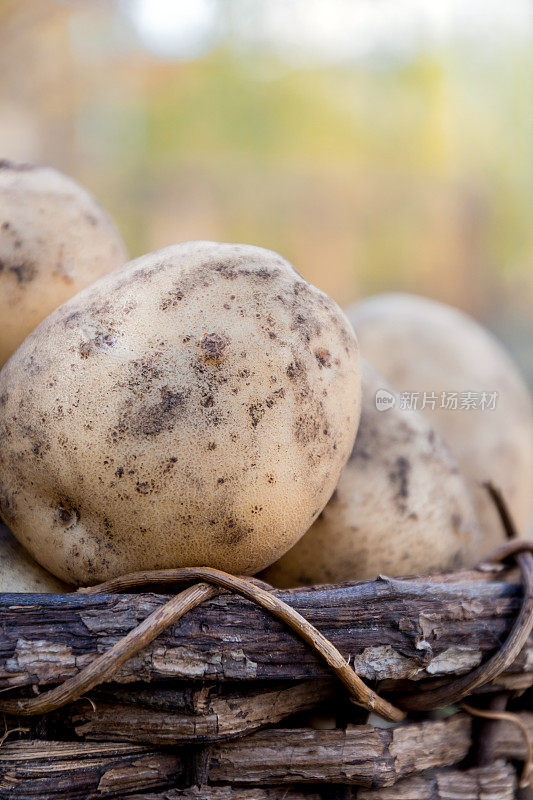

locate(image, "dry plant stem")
[[84, 567, 406, 722], [0, 582, 218, 716], [462, 702, 532, 788], [481, 540, 533, 565], [0, 726, 29, 747]]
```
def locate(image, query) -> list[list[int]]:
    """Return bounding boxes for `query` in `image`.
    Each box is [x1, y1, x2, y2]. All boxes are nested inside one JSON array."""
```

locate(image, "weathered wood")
[[357, 762, 516, 799], [3, 713, 530, 797], [68, 680, 335, 744], [0, 572, 530, 692], [127, 763, 517, 800], [0, 715, 473, 796], [129, 790, 320, 800], [492, 710, 533, 760], [0, 740, 184, 799], [208, 714, 472, 787]]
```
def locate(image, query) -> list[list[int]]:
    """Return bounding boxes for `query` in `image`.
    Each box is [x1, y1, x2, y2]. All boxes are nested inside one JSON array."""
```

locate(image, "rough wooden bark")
[[208, 714, 472, 787], [2, 713, 529, 798], [492, 711, 533, 760], [0, 740, 184, 799], [357, 762, 516, 799], [127, 763, 516, 800], [129, 791, 321, 800], [68, 680, 336, 744], [0, 714, 473, 796], [0, 572, 530, 692]]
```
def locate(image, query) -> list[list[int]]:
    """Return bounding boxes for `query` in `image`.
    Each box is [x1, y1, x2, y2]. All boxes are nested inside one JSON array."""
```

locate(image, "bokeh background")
[[1, 0, 532, 383]]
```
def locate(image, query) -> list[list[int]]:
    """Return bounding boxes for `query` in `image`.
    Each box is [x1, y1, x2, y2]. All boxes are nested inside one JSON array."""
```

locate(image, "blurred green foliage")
[[0, 0, 532, 384]]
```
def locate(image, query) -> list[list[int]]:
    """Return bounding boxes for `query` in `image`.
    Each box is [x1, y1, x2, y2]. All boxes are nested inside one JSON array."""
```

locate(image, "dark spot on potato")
[[295, 407, 328, 447], [389, 456, 411, 513], [248, 389, 285, 429], [0, 159, 36, 171], [215, 263, 237, 279], [315, 347, 332, 368], [113, 379, 189, 442], [79, 341, 92, 359], [0, 259, 37, 284], [268, 389, 286, 408], [451, 512, 463, 530], [199, 333, 229, 365], [54, 504, 80, 528], [214, 262, 277, 281], [214, 517, 252, 546], [1, 221, 9, 230], [286, 361, 304, 380], [137, 387, 188, 437], [63, 310, 82, 329], [249, 403, 265, 428], [160, 288, 184, 311], [207, 442, 217, 451], [85, 212, 98, 227], [78, 332, 116, 359], [0, 483, 17, 522], [20, 350, 46, 377], [115, 467, 124, 478]]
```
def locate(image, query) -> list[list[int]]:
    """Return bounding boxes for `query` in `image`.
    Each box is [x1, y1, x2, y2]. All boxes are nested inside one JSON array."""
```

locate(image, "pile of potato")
[[0, 161, 532, 592]]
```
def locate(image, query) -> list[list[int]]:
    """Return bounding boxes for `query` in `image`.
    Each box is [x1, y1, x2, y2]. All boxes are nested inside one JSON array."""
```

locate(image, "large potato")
[[0, 242, 361, 585], [0, 160, 127, 366], [0, 523, 68, 593], [264, 361, 481, 587], [348, 293, 533, 552]]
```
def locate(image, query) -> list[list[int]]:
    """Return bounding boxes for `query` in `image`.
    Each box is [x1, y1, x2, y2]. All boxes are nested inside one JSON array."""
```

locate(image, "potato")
[[0, 242, 361, 585], [263, 361, 481, 587], [0, 522, 69, 593], [0, 160, 127, 366], [348, 293, 533, 552]]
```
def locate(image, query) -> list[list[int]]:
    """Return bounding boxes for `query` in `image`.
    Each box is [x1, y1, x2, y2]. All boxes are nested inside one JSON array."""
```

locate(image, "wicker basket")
[[0, 527, 532, 800]]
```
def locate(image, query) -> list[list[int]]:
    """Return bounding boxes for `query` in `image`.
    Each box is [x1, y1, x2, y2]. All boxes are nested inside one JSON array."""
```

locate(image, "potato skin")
[[0, 242, 361, 585], [264, 361, 482, 588], [348, 293, 533, 552], [0, 160, 127, 366], [0, 522, 69, 593]]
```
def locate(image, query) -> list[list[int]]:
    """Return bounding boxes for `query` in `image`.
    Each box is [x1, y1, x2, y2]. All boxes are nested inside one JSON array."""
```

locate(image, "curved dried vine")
[[0, 568, 405, 722]]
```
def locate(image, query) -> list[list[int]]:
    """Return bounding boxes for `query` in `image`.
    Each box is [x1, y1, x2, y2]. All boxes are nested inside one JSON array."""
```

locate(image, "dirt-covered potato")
[[348, 293, 533, 552], [0, 160, 128, 366], [264, 361, 481, 587], [0, 522, 69, 592], [0, 242, 361, 585]]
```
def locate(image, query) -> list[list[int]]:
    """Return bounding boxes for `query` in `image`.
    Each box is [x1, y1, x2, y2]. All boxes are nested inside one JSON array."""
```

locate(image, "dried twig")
[[0, 582, 218, 716], [462, 701, 532, 788], [0, 568, 405, 721], [85, 567, 405, 721]]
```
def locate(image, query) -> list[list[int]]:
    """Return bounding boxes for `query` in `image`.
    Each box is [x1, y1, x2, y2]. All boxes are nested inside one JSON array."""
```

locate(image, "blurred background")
[[1, 0, 532, 383]]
